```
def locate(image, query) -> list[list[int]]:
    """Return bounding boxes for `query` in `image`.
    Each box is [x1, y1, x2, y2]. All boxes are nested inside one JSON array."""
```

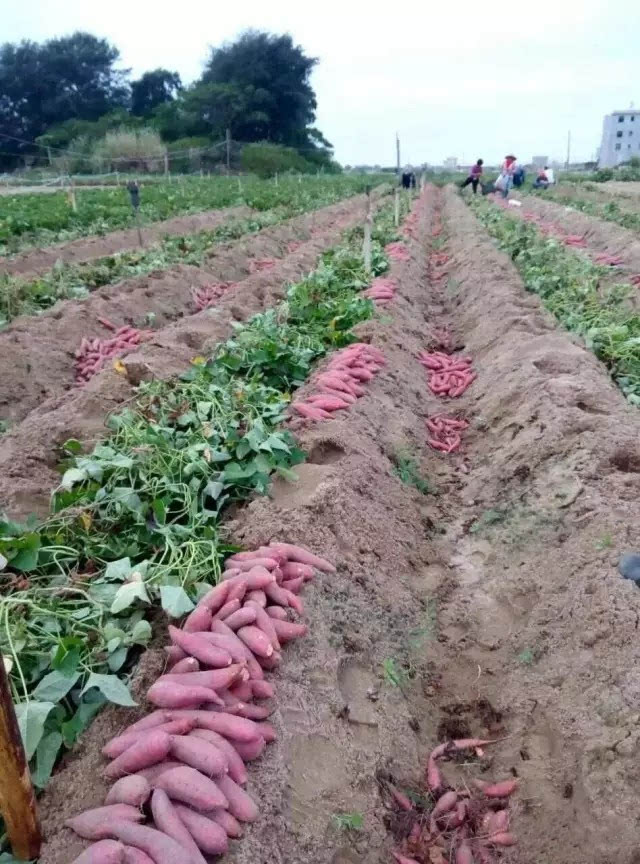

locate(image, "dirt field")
[[0, 191, 381, 520], [33, 185, 640, 864], [0, 204, 250, 277]]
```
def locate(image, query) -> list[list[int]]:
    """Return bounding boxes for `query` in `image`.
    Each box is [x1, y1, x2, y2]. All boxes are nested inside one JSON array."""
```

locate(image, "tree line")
[[0, 30, 338, 174]]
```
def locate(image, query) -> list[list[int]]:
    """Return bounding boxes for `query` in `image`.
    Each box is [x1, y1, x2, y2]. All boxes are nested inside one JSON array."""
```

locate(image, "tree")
[[0, 32, 128, 168], [200, 30, 318, 146], [131, 69, 181, 117]]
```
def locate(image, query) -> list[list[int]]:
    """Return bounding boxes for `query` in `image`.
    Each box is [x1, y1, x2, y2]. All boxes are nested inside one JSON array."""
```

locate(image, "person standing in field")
[[460, 159, 483, 193], [497, 154, 517, 198]]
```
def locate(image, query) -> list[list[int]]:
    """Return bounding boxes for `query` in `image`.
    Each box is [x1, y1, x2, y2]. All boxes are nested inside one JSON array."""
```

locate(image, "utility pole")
[[226, 128, 231, 174], [396, 132, 400, 177], [566, 130, 571, 169]]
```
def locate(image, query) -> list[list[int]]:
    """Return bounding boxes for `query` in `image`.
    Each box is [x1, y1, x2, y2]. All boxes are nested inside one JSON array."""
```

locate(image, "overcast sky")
[[4, 0, 640, 166]]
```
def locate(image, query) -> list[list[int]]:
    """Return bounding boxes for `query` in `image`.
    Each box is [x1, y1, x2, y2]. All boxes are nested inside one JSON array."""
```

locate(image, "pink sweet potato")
[[168, 626, 232, 668], [228, 680, 253, 702], [198, 582, 230, 613], [165, 710, 262, 742], [147, 680, 224, 710], [269, 542, 335, 573], [281, 576, 305, 594], [155, 765, 228, 811], [170, 657, 200, 674], [216, 774, 259, 822], [109, 822, 192, 864], [237, 625, 274, 658], [235, 702, 273, 720], [123, 847, 154, 864], [189, 729, 248, 785], [224, 557, 278, 572], [254, 721, 276, 742], [245, 589, 267, 606], [120, 711, 171, 735], [105, 775, 151, 807], [105, 731, 172, 780], [271, 618, 307, 643], [264, 582, 291, 607], [226, 578, 249, 604], [136, 761, 183, 784], [250, 680, 275, 700], [245, 600, 280, 651], [208, 623, 264, 679], [222, 607, 257, 630], [159, 664, 247, 692], [103, 719, 196, 759], [265, 606, 288, 621], [183, 605, 212, 633], [70, 840, 125, 864], [65, 805, 143, 840], [151, 789, 205, 864], [213, 599, 241, 621], [165, 646, 187, 667], [209, 808, 242, 838], [231, 737, 266, 761], [170, 734, 228, 776], [281, 562, 314, 581], [281, 587, 304, 615], [173, 805, 228, 854]]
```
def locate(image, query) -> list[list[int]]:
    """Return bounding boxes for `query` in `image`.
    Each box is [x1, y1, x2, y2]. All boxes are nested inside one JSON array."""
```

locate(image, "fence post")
[[164, 152, 169, 178], [0, 661, 42, 860], [237, 176, 242, 193], [394, 188, 400, 227], [226, 128, 231, 173], [363, 186, 372, 276], [68, 180, 77, 213], [274, 172, 278, 187]]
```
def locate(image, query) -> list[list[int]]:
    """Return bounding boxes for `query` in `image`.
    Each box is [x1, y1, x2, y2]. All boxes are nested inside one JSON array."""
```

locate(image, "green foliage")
[[92, 128, 166, 172], [470, 197, 640, 405], [392, 450, 433, 494], [241, 142, 315, 178], [332, 812, 364, 831], [131, 69, 181, 117], [0, 194, 398, 791]]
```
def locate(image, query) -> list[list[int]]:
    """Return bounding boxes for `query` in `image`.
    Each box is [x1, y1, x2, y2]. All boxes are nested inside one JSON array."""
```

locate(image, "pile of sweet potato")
[[289, 342, 385, 422], [75, 319, 153, 384], [362, 276, 398, 306], [385, 241, 411, 262], [66, 541, 334, 864], [419, 351, 475, 399], [388, 738, 518, 864], [425, 415, 469, 453], [248, 258, 276, 274], [192, 283, 234, 311]]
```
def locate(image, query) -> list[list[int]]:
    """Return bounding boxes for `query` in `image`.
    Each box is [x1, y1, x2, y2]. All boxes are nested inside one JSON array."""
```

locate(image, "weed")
[[409, 600, 438, 649], [393, 450, 433, 495], [382, 657, 410, 687], [596, 534, 614, 550], [332, 812, 364, 831], [517, 648, 536, 666], [470, 508, 507, 533]]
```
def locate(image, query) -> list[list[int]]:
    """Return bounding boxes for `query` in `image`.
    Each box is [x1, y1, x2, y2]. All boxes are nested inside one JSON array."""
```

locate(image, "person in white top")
[[545, 166, 555, 184]]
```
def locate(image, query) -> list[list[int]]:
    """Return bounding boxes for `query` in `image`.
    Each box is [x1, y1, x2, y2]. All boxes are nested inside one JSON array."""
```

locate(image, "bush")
[[167, 137, 216, 174], [92, 128, 167, 173], [240, 142, 311, 178], [594, 167, 614, 182]]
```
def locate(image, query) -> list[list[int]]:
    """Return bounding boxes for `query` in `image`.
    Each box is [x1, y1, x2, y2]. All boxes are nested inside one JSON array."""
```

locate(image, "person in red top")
[[460, 159, 483, 194], [498, 154, 517, 198]]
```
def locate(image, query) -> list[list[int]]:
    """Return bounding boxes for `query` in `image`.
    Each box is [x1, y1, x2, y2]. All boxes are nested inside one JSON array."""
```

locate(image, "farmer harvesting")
[[497, 154, 517, 199], [460, 159, 483, 194], [533, 167, 550, 189]]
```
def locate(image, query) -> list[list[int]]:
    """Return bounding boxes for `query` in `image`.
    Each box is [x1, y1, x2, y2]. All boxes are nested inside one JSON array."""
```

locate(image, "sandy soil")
[[0, 205, 251, 277], [34, 185, 640, 864], [597, 181, 640, 199], [0, 195, 374, 427], [0, 192, 382, 521]]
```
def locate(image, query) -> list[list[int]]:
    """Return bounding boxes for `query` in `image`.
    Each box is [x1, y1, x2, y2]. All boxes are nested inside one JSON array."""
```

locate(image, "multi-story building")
[[599, 110, 640, 167]]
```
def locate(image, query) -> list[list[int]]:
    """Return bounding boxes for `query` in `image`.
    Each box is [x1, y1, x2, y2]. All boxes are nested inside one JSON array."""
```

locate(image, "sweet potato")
[[232, 736, 266, 761], [147, 680, 224, 710], [281, 587, 304, 615], [70, 840, 125, 864], [151, 789, 206, 864], [250, 680, 275, 700], [123, 847, 154, 864], [213, 599, 241, 621], [165, 646, 187, 667], [226, 578, 248, 604], [224, 557, 278, 572], [280, 561, 314, 581], [234, 702, 273, 720], [189, 729, 247, 785], [105, 731, 172, 780], [168, 626, 232, 668], [216, 774, 259, 822], [271, 618, 307, 643], [166, 709, 262, 742], [254, 721, 276, 742], [155, 765, 228, 811], [170, 658, 200, 674], [182, 605, 212, 634], [475, 778, 519, 798], [120, 711, 171, 735], [265, 605, 288, 621], [209, 808, 243, 838], [173, 805, 228, 854], [209, 622, 264, 679], [198, 582, 230, 613], [135, 761, 182, 784], [222, 606, 257, 630], [103, 719, 196, 759], [228, 680, 253, 701], [264, 582, 291, 607], [245, 600, 280, 650], [237, 625, 274, 658], [281, 576, 305, 594], [65, 805, 143, 840], [269, 542, 335, 573], [170, 734, 228, 776], [109, 822, 193, 864], [105, 775, 151, 808], [245, 589, 267, 606], [159, 664, 247, 692]]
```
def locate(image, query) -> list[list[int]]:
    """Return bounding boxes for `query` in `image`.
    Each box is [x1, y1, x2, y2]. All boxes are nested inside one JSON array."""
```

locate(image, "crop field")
[[3, 175, 640, 864]]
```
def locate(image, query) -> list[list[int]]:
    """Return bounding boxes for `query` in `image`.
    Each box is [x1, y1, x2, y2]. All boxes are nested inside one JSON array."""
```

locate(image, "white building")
[[443, 157, 458, 171], [599, 110, 640, 167], [532, 155, 548, 169]]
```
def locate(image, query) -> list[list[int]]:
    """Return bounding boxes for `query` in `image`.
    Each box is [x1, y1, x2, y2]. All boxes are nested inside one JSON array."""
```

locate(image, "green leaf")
[[111, 580, 150, 614], [160, 585, 195, 618], [204, 480, 224, 500], [15, 700, 56, 760], [82, 673, 136, 707], [108, 645, 129, 672], [32, 730, 63, 789], [10, 532, 41, 571], [276, 465, 299, 482], [61, 693, 106, 746], [223, 461, 257, 481], [62, 438, 83, 455], [51, 641, 82, 674], [59, 467, 87, 490], [104, 557, 132, 581], [32, 670, 80, 702], [130, 619, 152, 644], [235, 440, 251, 459]]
